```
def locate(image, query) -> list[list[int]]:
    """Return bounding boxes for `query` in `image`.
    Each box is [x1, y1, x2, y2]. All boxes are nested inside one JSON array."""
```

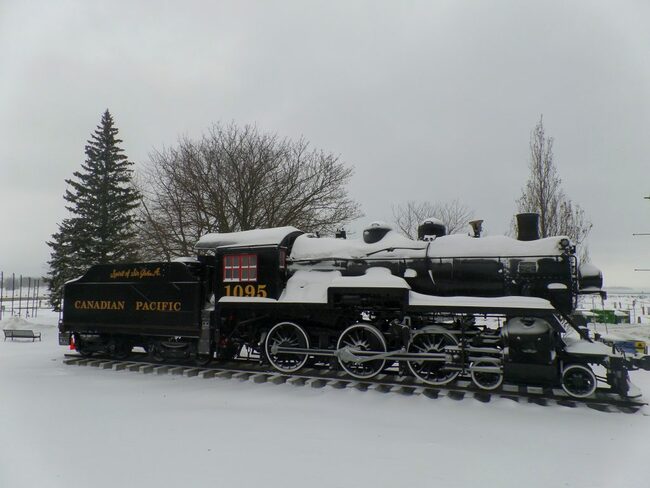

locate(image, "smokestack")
[[516, 213, 540, 241], [469, 219, 483, 238]]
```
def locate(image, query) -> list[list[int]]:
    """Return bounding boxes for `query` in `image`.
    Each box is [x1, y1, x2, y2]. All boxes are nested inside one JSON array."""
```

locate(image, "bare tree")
[[136, 123, 362, 260], [516, 116, 592, 260], [392, 199, 474, 239]]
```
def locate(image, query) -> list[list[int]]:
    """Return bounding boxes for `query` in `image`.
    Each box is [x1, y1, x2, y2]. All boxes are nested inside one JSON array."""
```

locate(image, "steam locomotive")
[[59, 213, 650, 399]]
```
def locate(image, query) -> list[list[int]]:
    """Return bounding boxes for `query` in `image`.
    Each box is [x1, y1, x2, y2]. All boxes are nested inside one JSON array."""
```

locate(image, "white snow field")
[[2, 311, 650, 488]]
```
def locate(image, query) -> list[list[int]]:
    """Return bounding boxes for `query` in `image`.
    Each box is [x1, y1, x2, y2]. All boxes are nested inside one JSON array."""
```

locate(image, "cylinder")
[[516, 213, 540, 241]]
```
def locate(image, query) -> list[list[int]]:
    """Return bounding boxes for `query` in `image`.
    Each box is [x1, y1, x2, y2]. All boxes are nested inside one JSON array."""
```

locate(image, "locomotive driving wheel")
[[264, 322, 310, 373], [470, 359, 503, 390], [561, 364, 597, 398], [336, 323, 387, 379], [407, 331, 459, 386]]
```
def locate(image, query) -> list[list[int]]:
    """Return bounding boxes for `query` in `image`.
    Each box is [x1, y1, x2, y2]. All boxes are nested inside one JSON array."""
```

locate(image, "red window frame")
[[223, 254, 258, 282]]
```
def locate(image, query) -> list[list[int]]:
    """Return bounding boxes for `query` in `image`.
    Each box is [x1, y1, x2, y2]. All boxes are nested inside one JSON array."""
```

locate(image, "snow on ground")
[[2, 311, 650, 488], [591, 322, 650, 343], [582, 290, 650, 325]]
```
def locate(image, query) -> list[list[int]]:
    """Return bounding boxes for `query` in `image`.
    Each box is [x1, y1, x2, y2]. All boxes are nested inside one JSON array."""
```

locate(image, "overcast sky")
[[1, 0, 649, 288]]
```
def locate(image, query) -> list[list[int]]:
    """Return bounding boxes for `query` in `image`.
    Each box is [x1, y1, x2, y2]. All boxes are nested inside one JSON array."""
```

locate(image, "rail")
[[62, 353, 646, 414]]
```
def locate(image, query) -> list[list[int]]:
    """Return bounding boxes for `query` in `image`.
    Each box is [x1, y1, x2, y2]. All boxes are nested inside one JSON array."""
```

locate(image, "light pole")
[[634, 196, 650, 272]]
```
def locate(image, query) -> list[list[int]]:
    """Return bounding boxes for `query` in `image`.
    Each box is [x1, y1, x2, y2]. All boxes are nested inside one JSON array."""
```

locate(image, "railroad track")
[[62, 354, 647, 414]]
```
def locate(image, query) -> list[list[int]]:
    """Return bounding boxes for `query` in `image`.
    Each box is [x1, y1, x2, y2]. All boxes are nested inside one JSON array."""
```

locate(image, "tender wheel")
[[336, 323, 387, 379], [264, 322, 310, 373], [407, 331, 459, 386], [149, 343, 165, 362], [561, 364, 597, 398], [470, 359, 503, 390], [194, 354, 213, 367], [110, 340, 132, 360], [194, 345, 214, 366], [74, 334, 93, 358]]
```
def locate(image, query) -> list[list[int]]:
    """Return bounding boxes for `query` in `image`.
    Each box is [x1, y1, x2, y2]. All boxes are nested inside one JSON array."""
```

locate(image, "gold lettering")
[[133, 301, 181, 312], [74, 300, 125, 310], [224, 284, 268, 298], [110, 267, 163, 280]]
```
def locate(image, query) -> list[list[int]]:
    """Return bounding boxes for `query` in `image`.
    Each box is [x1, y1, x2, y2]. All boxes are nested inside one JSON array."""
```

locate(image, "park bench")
[[3, 329, 41, 342]]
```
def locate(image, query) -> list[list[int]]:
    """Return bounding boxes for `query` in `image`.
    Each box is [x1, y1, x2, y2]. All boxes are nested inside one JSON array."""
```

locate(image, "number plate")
[[223, 284, 268, 298]]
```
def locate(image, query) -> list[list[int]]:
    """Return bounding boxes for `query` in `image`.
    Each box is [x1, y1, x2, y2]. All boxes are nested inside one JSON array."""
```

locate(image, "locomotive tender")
[[59, 213, 650, 399]]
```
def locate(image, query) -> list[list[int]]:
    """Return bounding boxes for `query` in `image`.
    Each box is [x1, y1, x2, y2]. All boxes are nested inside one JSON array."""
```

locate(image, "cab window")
[[223, 254, 257, 282]]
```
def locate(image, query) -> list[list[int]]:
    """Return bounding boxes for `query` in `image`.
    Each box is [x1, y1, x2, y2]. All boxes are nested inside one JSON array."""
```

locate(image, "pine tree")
[[46, 219, 83, 308], [47, 110, 140, 309]]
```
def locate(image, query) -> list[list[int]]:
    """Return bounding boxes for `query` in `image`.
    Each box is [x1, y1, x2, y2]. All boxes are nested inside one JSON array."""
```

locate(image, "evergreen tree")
[[47, 110, 140, 309]]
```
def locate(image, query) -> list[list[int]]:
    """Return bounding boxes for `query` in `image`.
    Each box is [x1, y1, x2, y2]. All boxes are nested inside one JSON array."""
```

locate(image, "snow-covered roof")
[[171, 257, 202, 265], [195, 226, 302, 250], [290, 230, 570, 261]]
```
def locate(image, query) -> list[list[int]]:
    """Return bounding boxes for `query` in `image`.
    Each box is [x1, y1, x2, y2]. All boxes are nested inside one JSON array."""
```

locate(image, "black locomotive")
[[59, 213, 650, 399]]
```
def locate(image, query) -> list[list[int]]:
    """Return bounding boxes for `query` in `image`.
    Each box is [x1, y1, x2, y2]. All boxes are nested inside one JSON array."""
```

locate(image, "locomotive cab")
[[215, 245, 289, 300], [194, 226, 303, 301]]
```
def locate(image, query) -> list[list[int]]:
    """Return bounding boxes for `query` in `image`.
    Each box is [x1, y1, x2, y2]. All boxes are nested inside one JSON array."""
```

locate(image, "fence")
[[0, 271, 45, 321]]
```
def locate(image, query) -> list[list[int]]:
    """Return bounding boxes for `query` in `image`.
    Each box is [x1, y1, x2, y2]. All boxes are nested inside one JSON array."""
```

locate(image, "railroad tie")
[[288, 377, 307, 387], [269, 375, 288, 385], [308, 379, 328, 389], [200, 370, 219, 379], [61, 354, 646, 413], [473, 392, 491, 403]]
